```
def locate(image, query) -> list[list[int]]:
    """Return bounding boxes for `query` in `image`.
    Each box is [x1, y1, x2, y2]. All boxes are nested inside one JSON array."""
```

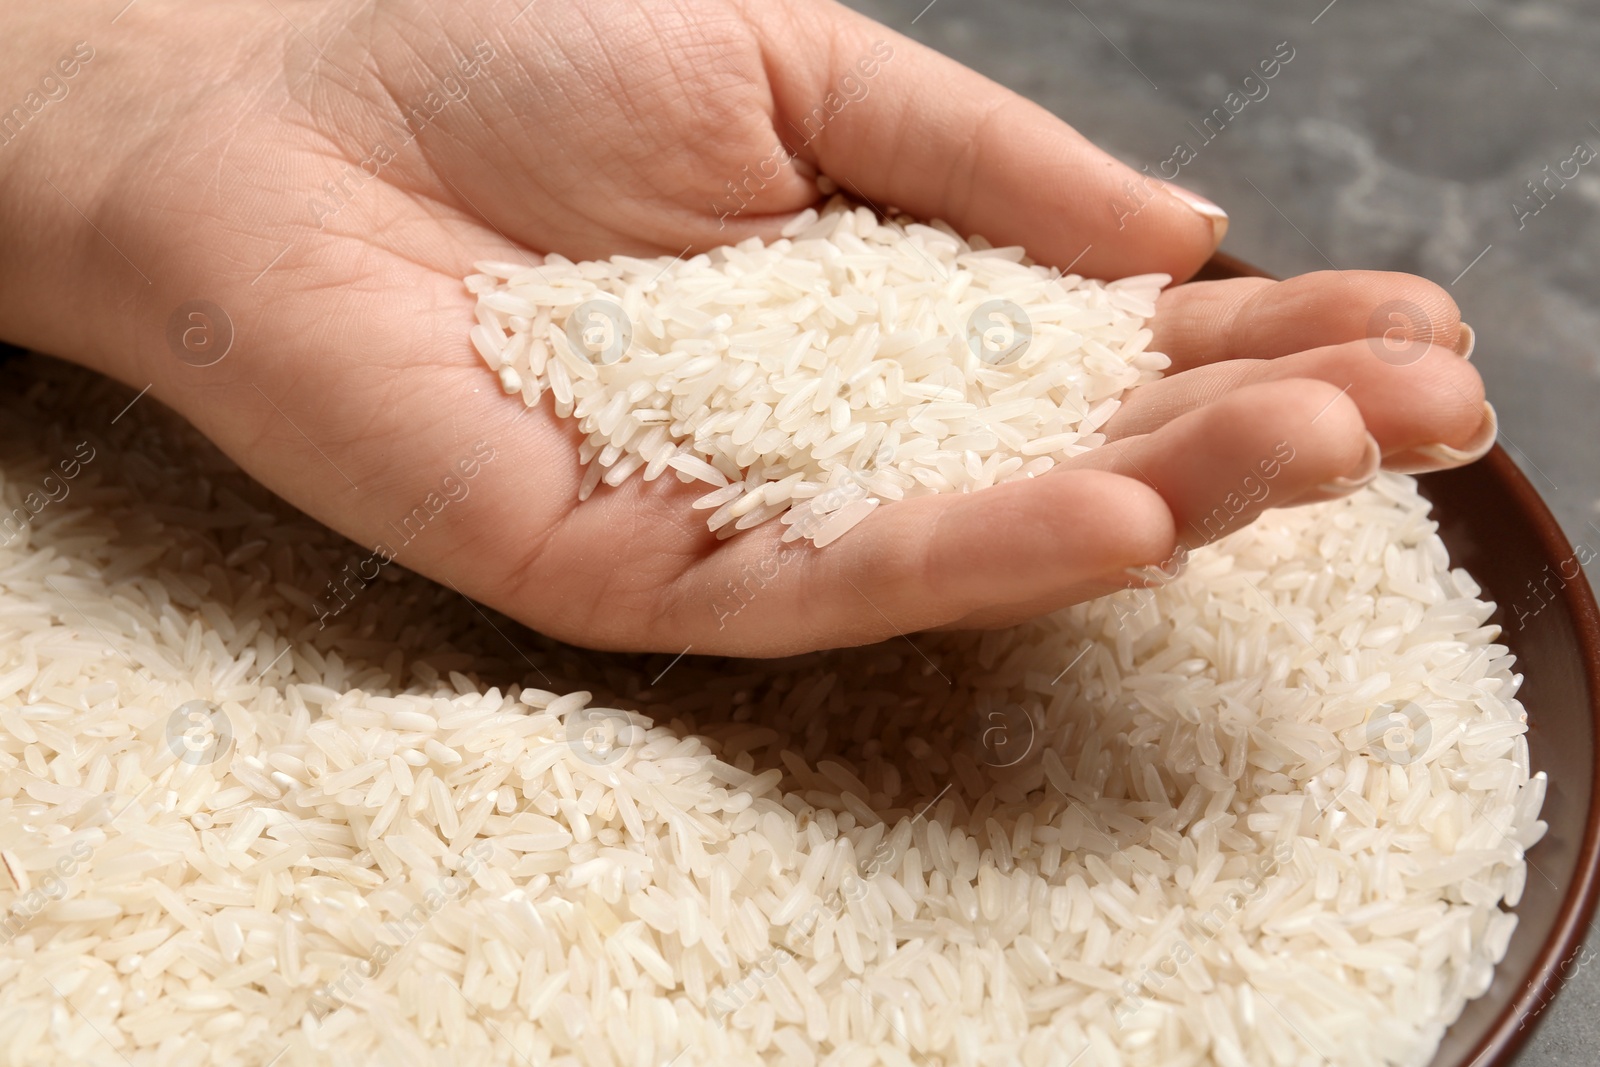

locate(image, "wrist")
[[0, 3, 282, 389]]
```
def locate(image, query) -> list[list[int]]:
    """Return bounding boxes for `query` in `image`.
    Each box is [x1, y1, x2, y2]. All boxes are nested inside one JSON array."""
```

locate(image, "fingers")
[[1064, 378, 1372, 546], [663, 468, 1177, 655], [873, 380, 1370, 637], [1103, 341, 1491, 470], [666, 378, 1374, 654], [1117, 270, 1491, 477], [949, 384, 1381, 629], [1151, 271, 1468, 373], [741, 0, 1226, 280]]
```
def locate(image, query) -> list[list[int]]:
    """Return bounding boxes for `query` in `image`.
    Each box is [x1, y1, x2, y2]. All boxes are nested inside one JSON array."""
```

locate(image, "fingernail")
[[1385, 401, 1498, 473], [1454, 323, 1476, 360], [1313, 432, 1382, 496], [1164, 183, 1230, 247]]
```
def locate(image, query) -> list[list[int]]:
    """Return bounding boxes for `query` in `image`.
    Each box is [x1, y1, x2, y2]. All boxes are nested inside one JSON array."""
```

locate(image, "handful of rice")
[[465, 200, 1169, 546]]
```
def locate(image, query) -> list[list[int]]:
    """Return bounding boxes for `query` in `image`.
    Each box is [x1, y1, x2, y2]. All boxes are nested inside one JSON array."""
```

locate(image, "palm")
[[80, 0, 1488, 654]]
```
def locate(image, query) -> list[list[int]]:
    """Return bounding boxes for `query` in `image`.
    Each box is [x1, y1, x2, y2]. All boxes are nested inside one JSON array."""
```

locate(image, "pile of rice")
[[465, 200, 1169, 545], [0, 346, 1543, 1066]]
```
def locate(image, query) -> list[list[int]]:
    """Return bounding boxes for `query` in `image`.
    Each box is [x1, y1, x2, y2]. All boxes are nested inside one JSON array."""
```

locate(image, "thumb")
[[743, 0, 1226, 280]]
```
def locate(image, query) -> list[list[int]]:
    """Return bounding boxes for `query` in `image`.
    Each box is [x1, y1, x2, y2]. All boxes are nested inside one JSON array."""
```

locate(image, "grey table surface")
[[837, 0, 1600, 1062]]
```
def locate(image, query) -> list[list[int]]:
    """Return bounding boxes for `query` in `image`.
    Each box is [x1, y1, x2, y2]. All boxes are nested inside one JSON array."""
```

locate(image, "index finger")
[[742, 0, 1228, 280]]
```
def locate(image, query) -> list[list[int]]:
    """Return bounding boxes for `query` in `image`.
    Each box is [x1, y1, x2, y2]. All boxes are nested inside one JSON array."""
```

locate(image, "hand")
[[0, 0, 1490, 655]]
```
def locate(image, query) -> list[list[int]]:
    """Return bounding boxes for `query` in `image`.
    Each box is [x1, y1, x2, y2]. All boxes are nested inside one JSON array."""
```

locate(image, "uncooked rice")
[[0, 299, 1541, 1062], [464, 199, 1169, 546]]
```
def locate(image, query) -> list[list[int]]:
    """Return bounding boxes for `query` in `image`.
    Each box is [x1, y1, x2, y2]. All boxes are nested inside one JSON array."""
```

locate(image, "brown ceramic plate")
[[1195, 252, 1600, 1066]]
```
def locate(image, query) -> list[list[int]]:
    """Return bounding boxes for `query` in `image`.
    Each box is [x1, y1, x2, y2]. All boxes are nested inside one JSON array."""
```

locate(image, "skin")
[[0, 0, 1489, 655]]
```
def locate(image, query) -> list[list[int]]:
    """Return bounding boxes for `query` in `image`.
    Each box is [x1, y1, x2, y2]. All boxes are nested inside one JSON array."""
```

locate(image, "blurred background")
[[836, 0, 1600, 1059]]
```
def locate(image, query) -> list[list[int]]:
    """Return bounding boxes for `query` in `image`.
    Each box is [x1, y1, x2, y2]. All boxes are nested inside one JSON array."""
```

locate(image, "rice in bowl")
[[0, 355, 1542, 1066]]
